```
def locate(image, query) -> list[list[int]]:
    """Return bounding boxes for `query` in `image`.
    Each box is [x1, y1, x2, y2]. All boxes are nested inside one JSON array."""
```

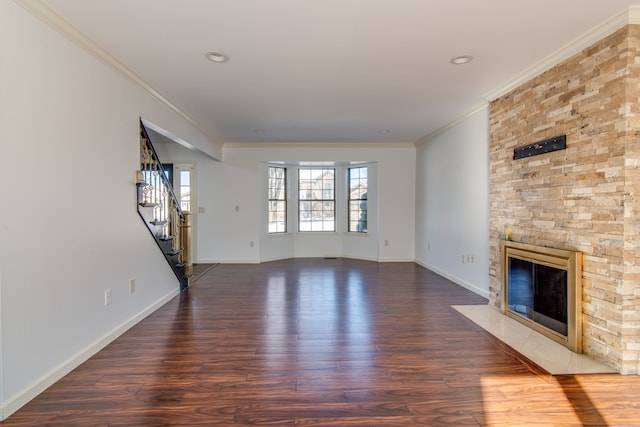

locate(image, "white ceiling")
[[41, 0, 639, 144]]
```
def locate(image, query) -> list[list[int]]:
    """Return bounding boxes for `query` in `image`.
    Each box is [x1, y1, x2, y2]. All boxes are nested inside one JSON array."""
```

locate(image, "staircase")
[[137, 121, 192, 291]]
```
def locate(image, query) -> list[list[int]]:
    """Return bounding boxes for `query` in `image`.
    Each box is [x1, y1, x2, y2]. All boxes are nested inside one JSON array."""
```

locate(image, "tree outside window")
[[298, 168, 335, 232], [348, 166, 367, 233], [268, 166, 286, 233]]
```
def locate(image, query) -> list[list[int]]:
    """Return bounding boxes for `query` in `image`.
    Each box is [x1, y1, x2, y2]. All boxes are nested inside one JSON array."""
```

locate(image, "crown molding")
[[484, 6, 638, 102], [223, 141, 416, 149], [416, 6, 640, 147], [415, 103, 489, 146], [417, 6, 640, 147], [14, 0, 221, 147], [18, 1, 640, 152], [629, 5, 640, 24]]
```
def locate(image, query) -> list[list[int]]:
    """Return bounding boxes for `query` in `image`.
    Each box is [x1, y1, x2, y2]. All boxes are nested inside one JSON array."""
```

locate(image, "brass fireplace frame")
[[501, 240, 583, 353]]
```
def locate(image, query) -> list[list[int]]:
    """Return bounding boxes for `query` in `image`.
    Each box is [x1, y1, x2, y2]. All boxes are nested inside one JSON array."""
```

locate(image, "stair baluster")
[[136, 120, 192, 290]]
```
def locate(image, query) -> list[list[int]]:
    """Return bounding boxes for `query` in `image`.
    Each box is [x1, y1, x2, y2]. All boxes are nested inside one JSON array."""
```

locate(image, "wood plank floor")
[[3, 259, 640, 426]]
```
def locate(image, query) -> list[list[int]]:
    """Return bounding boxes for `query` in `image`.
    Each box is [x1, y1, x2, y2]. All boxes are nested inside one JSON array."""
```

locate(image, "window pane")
[[348, 166, 368, 232], [299, 169, 312, 180], [179, 170, 191, 212], [299, 189, 311, 200], [180, 170, 190, 186], [268, 167, 287, 233], [298, 168, 335, 232]]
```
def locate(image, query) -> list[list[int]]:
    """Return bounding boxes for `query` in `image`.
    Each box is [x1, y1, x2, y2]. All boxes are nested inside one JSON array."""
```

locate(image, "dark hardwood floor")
[[3, 259, 640, 426]]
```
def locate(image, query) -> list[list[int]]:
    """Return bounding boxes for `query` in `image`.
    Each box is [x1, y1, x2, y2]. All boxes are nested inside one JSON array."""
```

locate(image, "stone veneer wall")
[[489, 25, 640, 374]]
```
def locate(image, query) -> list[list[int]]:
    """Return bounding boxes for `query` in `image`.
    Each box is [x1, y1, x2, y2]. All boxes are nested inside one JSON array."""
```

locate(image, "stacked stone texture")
[[489, 26, 640, 374]]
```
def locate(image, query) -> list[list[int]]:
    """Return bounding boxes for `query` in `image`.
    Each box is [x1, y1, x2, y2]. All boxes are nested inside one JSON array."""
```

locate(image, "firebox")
[[501, 240, 582, 353]]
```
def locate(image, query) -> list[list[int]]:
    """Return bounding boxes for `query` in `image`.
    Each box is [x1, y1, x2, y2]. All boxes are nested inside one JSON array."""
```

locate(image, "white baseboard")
[[259, 255, 293, 263], [1, 259, 489, 420], [219, 259, 261, 264], [196, 258, 261, 264], [341, 255, 379, 262], [199, 256, 427, 264], [414, 259, 490, 299], [378, 257, 416, 263], [1, 289, 179, 421], [204, 256, 416, 264]]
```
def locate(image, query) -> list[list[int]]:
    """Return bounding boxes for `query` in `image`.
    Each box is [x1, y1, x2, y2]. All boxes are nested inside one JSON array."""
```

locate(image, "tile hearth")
[[453, 304, 616, 375]]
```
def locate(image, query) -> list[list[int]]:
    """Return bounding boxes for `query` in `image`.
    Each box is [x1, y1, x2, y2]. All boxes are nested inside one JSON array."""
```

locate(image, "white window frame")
[[298, 167, 336, 232], [348, 166, 368, 233], [265, 163, 370, 235], [268, 166, 287, 234]]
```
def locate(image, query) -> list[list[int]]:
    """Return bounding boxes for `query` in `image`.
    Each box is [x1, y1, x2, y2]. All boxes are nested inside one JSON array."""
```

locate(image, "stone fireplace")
[[489, 24, 640, 374]]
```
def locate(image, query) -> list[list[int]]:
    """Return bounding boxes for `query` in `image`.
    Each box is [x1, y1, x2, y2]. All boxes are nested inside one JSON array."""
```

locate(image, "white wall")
[[0, 0, 486, 419], [187, 144, 416, 263], [152, 137, 218, 263], [415, 107, 490, 297], [0, 2, 220, 419], [0, 266, 3, 407], [151, 143, 406, 263]]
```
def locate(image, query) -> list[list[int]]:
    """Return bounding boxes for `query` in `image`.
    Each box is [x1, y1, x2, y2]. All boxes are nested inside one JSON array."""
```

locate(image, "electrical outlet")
[[104, 288, 112, 306], [384, 240, 389, 246], [129, 279, 136, 294], [250, 241, 254, 248]]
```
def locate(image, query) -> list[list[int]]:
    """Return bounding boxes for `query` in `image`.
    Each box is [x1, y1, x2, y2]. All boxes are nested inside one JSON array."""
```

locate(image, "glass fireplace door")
[[507, 257, 568, 336]]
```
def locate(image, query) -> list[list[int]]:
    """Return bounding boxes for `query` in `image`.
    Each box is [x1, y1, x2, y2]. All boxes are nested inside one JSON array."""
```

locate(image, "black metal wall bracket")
[[513, 135, 566, 160]]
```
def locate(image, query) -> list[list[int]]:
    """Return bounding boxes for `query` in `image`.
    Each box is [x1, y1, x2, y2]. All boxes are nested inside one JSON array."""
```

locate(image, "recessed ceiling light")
[[450, 55, 474, 65], [205, 51, 229, 63]]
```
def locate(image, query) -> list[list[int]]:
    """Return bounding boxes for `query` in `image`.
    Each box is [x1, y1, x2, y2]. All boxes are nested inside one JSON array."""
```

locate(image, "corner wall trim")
[[224, 141, 416, 149], [414, 259, 490, 299], [1, 288, 179, 421], [415, 104, 489, 146]]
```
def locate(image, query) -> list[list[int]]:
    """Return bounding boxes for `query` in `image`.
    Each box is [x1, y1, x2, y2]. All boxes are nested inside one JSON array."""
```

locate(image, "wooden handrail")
[[137, 119, 192, 290]]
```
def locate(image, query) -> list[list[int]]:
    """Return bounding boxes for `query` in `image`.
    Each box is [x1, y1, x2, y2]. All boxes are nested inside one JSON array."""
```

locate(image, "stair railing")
[[136, 122, 192, 290]]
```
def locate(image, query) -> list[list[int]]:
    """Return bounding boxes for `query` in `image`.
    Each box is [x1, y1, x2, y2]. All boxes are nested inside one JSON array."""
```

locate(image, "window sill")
[[296, 231, 339, 235], [266, 232, 369, 237], [267, 232, 290, 238]]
